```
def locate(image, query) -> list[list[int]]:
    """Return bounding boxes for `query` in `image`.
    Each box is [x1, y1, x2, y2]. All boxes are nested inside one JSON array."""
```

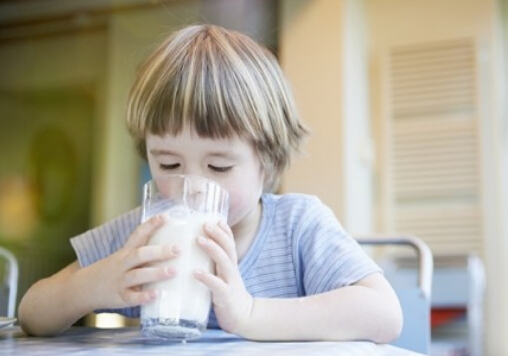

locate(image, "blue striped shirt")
[[71, 193, 381, 327]]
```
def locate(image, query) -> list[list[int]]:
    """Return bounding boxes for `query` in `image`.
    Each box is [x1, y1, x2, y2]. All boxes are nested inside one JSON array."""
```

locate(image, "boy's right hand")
[[82, 214, 178, 310]]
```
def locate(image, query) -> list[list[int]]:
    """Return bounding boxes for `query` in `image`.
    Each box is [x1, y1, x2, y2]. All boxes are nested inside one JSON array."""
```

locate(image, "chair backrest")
[[0, 246, 19, 318], [356, 235, 433, 355]]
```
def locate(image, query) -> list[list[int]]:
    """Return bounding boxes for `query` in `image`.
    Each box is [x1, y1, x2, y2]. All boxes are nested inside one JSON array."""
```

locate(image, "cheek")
[[224, 182, 262, 226]]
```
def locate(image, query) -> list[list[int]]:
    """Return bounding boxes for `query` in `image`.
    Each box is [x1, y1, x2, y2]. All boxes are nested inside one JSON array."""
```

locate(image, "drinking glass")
[[140, 174, 229, 341]]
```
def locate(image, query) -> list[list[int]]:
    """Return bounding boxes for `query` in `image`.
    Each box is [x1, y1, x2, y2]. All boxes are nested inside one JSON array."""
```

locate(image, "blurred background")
[[0, 0, 506, 355]]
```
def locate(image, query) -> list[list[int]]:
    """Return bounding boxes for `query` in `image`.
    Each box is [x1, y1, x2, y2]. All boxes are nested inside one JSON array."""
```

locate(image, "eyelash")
[[209, 165, 232, 173], [160, 164, 179, 171], [159, 163, 232, 173]]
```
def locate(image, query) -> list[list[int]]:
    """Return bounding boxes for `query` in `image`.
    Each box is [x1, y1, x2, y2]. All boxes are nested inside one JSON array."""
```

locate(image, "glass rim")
[[144, 174, 226, 190]]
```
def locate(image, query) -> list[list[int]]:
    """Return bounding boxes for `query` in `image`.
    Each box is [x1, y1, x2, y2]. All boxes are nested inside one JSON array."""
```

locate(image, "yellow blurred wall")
[[279, 1, 507, 355]]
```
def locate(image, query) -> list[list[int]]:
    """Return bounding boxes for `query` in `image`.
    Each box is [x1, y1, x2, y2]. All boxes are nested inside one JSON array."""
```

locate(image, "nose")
[[182, 175, 210, 211], [180, 162, 205, 178], [184, 175, 206, 195]]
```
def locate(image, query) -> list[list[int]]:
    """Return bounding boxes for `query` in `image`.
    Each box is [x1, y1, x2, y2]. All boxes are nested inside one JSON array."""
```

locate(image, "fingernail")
[[147, 289, 158, 299], [164, 267, 174, 276], [170, 245, 180, 255], [197, 236, 207, 245], [152, 214, 167, 225]]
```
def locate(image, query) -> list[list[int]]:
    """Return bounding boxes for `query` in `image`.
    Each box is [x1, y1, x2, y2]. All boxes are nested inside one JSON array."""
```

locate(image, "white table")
[[1, 326, 428, 355]]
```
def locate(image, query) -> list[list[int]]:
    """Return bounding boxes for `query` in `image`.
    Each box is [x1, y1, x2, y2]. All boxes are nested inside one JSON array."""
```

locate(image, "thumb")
[[124, 214, 167, 249]]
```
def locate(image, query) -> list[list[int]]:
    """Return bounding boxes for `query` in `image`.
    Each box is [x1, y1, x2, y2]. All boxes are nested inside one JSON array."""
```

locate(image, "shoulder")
[[88, 208, 141, 239], [263, 192, 324, 210], [263, 193, 332, 218], [71, 208, 141, 266], [261, 193, 337, 231]]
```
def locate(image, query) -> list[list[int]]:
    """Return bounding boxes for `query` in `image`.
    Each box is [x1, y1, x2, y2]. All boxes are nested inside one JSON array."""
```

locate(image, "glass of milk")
[[140, 174, 229, 341]]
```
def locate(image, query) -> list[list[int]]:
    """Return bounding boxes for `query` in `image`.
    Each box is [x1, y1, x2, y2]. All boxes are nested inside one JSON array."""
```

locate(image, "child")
[[18, 24, 403, 341]]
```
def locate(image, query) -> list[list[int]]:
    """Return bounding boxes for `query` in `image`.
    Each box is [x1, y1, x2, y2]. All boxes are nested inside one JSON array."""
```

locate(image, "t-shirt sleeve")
[[70, 208, 141, 268], [69, 208, 142, 318], [296, 197, 382, 295]]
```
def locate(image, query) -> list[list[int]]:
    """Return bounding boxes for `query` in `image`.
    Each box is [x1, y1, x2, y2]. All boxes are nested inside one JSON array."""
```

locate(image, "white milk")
[[141, 209, 220, 325]]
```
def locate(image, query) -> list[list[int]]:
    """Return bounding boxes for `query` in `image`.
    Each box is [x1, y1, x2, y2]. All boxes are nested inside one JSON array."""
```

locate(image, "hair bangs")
[[144, 39, 258, 142]]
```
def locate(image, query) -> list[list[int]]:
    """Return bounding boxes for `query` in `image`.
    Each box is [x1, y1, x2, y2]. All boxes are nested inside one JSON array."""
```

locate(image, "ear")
[[262, 169, 282, 194], [259, 165, 269, 193]]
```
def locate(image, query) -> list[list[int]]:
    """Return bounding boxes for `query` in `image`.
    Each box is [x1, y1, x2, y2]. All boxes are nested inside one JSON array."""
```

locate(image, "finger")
[[193, 269, 228, 302], [124, 214, 167, 249], [123, 265, 175, 288], [203, 221, 237, 262], [122, 288, 158, 306], [123, 244, 180, 270], [197, 236, 237, 279]]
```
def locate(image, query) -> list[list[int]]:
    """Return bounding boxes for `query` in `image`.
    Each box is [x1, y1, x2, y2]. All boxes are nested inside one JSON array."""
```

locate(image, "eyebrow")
[[149, 148, 236, 159], [149, 149, 177, 156]]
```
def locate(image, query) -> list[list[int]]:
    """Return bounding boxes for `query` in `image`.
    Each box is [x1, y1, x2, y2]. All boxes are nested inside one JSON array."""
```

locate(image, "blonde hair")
[[126, 24, 309, 192]]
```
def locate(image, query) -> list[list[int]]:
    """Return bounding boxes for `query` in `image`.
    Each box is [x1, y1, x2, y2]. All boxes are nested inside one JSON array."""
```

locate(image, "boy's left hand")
[[194, 220, 253, 334]]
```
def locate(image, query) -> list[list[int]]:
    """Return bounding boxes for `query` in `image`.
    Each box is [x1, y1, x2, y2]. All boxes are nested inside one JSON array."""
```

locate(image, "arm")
[[195, 221, 403, 343], [18, 215, 178, 336], [237, 273, 402, 342], [18, 261, 86, 336]]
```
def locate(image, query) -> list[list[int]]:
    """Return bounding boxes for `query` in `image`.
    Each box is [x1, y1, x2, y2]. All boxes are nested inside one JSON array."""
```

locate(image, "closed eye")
[[160, 163, 180, 170], [209, 165, 232, 173]]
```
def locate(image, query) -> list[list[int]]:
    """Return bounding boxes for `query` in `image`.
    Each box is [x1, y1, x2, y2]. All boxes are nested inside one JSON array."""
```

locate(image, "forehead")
[[146, 129, 255, 157]]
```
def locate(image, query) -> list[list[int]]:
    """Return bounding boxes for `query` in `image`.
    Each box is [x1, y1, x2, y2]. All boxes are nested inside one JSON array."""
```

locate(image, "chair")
[[356, 235, 433, 355], [431, 254, 485, 356], [0, 246, 19, 317]]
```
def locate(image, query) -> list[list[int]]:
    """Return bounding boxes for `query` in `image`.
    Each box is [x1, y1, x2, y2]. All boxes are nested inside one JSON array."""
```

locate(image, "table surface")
[[1, 326, 428, 356]]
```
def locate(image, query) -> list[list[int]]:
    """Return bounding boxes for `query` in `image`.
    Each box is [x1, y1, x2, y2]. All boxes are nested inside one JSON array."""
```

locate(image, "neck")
[[231, 199, 262, 261]]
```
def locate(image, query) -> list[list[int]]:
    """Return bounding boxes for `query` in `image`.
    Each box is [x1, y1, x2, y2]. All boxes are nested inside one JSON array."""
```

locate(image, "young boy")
[[18, 24, 402, 342]]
